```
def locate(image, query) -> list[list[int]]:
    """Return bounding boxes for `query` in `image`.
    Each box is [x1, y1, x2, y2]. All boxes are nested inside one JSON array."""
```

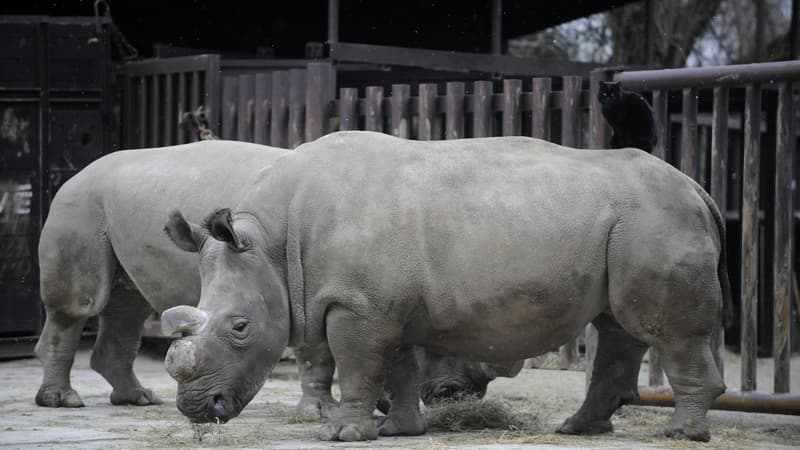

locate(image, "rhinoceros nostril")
[[212, 395, 226, 418]]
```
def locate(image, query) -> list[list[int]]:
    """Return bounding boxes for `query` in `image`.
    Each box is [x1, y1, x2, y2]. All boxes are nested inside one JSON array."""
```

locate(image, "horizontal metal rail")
[[635, 387, 800, 415], [614, 60, 800, 89]]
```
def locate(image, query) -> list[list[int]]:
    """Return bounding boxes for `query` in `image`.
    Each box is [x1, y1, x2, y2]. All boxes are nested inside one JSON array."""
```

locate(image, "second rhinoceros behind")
[[163, 131, 729, 442]]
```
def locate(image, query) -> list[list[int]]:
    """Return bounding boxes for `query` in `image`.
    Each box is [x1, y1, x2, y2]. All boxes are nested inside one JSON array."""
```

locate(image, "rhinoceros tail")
[[695, 186, 733, 329]]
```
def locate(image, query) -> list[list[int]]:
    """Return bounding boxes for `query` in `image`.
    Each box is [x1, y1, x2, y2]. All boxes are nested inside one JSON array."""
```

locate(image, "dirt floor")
[[1, 344, 798, 449]]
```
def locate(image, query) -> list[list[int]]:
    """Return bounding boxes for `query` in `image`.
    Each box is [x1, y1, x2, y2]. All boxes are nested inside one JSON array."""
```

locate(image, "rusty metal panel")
[[502, 79, 521, 136], [773, 82, 794, 394], [445, 82, 465, 139], [47, 103, 105, 170], [390, 84, 410, 138], [740, 83, 762, 392], [531, 77, 551, 141], [0, 22, 41, 90], [472, 81, 492, 138], [365, 86, 384, 133]]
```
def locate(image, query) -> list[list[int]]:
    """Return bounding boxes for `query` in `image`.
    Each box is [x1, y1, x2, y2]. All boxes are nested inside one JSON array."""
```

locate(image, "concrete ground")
[[0, 344, 798, 449]]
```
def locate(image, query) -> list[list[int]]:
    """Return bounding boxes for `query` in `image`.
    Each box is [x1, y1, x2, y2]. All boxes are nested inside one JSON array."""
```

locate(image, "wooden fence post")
[[221, 76, 238, 140], [445, 82, 465, 139], [254, 73, 272, 145], [237, 74, 255, 142], [502, 79, 521, 136], [418, 83, 438, 140], [305, 62, 335, 142], [391, 84, 410, 138], [531, 77, 551, 141], [288, 68, 307, 148], [338, 87, 358, 131], [270, 71, 290, 148], [473, 81, 493, 138], [365, 86, 384, 132]]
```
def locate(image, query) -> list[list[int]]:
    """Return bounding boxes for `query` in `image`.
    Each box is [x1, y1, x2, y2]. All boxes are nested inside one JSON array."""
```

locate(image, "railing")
[[610, 60, 799, 413]]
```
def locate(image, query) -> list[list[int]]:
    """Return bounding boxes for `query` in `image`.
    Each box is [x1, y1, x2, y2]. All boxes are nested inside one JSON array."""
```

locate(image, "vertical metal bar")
[[177, 72, 187, 144], [710, 86, 729, 380], [149, 75, 160, 147], [682, 87, 698, 179], [138, 76, 147, 148], [561, 76, 582, 148], [305, 62, 335, 142], [254, 73, 272, 145], [338, 87, 358, 131], [652, 90, 669, 162], [221, 76, 238, 141], [418, 83, 438, 141], [237, 74, 255, 142], [445, 82, 465, 139], [502, 79, 521, 136], [205, 54, 221, 137], [164, 73, 174, 146], [124, 75, 133, 148], [391, 84, 410, 138], [328, 0, 339, 43], [190, 71, 200, 111], [644, 0, 656, 64], [773, 82, 794, 394], [491, 0, 502, 54], [365, 86, 384, 132], [473, 81, 493, 138], [589, 71, 609, 149], [270, 71, 290, 148], [531, 77, 551, 141], [741, 83, 761, 392], [755, 0, 766, 62], [792, 0, 800, 59], [288, 69, 307, 148]]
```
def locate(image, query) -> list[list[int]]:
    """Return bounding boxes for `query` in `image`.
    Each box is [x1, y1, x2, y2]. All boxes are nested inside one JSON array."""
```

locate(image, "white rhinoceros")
[[163, 131, 729, 442], [34, 138, 514, 414]]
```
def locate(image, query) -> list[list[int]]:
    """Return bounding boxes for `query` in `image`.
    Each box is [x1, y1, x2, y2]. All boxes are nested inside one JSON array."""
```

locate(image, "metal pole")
[[328, 0, 339, 44], [492, 0, 502, 54], [754, 0, 765, 62], [644, 0, 656, 64], [791, 0, 799, 59]]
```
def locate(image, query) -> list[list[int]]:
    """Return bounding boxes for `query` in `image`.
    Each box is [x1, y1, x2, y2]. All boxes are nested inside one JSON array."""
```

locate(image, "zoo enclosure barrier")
[[117, 56, 799, 414], [608, 60, 799, 415]]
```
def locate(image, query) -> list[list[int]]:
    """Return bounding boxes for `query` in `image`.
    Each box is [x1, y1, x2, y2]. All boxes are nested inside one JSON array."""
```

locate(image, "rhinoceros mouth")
[[177, 391, 241, 424]]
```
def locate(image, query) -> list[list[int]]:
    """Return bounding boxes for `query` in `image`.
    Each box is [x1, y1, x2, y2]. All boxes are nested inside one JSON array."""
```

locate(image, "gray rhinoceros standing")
[[34, 138, 511, 414], [33, 141, 322, 408], [163, 131, 729, 442]]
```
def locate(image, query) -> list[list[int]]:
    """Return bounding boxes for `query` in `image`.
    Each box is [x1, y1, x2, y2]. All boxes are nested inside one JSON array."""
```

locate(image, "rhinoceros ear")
[[202, 208, 248, 251], [164, 210, 206, 253]]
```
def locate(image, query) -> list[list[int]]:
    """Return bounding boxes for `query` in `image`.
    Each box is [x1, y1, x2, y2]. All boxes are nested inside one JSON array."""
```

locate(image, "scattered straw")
[[423, 395, 545, 433]]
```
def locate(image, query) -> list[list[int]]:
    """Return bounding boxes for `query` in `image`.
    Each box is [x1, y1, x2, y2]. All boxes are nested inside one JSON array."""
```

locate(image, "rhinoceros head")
[[162, 209, 289, 423]]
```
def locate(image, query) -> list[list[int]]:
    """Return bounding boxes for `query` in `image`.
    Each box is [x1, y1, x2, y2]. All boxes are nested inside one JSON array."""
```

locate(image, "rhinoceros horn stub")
[[165, 338, 199, 383], [161, 305, 209, 338]]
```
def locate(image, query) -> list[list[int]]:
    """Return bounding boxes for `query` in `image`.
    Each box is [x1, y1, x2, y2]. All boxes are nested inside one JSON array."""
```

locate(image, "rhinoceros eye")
[[232, 321, 248, 333]]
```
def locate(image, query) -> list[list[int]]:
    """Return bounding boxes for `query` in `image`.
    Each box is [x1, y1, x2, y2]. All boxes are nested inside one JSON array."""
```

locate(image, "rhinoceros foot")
[[661, 418, 710, 442], [35, 385, 84, 408], [556, 415, 613, 435], [110, 387, 162, 406], [296, 394, 338, 418], [378, 408, 426, 436], [316, 417, 378, 441]]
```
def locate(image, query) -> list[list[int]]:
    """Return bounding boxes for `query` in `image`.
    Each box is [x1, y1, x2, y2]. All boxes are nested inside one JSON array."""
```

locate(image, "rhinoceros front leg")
[[316, 305, 398, 441], [378, 345, 426, 436], [90, 285, 162, 406], [294, 342, 338, 418], [557, 312, 648, 436]]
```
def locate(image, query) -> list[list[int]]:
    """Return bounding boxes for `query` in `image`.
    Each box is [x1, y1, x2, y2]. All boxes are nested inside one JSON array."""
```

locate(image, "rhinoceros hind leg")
[[378, 345, 426, 436], [90, 280, 161, 406], [656, 336, 723, 443], [35, 313, 89, 408], [294, 343, 338, 418], [557, 312, 648, 436]]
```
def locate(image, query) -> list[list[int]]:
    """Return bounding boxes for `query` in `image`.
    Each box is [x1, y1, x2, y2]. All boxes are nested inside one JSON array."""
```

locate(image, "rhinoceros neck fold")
[[285, 211, 306, 348]]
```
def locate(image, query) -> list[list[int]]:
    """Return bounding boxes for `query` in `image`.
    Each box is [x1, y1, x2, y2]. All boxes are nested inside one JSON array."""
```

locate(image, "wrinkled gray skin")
[[164, 131, 729, 442], [32, 141, 328, 409], [34, 139, 507, 415]]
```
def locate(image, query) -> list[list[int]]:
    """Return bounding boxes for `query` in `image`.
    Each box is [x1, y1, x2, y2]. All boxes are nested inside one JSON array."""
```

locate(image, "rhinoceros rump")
[[164, 131, 729, 442]]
